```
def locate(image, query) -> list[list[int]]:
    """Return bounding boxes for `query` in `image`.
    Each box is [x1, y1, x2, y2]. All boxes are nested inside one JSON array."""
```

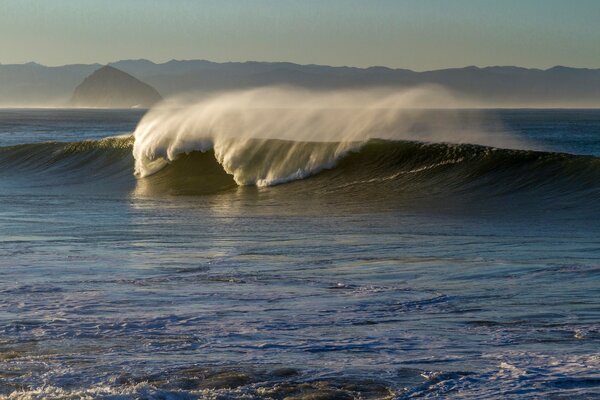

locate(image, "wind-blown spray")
[[133, 86, 523, 186]]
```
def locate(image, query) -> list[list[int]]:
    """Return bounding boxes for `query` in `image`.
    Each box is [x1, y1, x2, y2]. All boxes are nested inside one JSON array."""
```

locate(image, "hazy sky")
[[2, 0, 599, 70]]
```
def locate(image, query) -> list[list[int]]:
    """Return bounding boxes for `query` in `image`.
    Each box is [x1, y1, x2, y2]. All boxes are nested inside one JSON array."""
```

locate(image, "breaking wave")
[[131, 86, 526, 186], [1, 135, 599, 205], [1, 86, 599, 205]]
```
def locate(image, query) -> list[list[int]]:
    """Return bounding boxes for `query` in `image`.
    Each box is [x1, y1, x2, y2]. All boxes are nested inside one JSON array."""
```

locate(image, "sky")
[[1, 0, 599, 70]]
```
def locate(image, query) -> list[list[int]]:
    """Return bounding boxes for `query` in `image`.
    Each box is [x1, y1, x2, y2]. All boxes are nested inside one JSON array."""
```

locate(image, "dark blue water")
[[499, 109, 600, 156], [0, 109, 599, 399]]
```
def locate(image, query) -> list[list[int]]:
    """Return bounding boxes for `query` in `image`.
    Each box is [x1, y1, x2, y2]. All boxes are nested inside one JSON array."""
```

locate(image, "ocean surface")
[[0, 108, 599, 399]]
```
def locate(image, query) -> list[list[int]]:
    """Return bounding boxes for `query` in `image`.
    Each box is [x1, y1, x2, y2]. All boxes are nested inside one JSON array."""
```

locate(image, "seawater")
[[0, 108, 599, 399]]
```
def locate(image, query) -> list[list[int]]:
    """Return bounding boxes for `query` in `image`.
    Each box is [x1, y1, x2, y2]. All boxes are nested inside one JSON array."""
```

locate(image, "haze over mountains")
[[1, 59, 599, 107]]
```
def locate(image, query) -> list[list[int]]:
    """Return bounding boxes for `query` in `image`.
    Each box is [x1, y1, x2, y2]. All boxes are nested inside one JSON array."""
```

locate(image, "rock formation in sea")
[[70, 65, 162, 108]]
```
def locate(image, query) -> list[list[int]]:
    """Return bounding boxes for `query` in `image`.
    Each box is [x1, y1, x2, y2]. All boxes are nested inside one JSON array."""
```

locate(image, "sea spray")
[[132, 86, 524, 186]]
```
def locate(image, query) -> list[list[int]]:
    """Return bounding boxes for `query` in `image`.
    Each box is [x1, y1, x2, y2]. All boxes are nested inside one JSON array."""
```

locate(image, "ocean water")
[[0, 107, 599, 399]]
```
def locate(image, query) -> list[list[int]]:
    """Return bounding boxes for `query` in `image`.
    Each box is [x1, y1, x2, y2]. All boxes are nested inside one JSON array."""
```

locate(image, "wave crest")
[[132, 87, 524, 186]]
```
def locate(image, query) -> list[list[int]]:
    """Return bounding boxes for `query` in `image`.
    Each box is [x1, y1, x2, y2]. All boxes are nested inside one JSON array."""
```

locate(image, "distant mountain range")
[[1, 59, 599, 107]]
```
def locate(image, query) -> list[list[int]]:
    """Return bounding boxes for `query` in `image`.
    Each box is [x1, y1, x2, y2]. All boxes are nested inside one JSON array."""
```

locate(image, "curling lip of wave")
[[135, 137, 359, 187]]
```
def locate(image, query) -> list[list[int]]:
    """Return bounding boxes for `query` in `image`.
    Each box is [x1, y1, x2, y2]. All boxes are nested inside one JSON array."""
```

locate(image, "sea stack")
[[70, 65, 162, 108]]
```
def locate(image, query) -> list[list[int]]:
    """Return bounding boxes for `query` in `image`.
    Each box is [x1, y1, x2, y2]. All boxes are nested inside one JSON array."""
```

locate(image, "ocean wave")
[[1, 136, 599, 202], [0, 136, 134, 187]]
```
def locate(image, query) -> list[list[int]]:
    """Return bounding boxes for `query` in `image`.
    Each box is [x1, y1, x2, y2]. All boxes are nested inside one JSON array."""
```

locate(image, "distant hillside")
[[0, 62, 100, 106], [1, 59, 599, 107], [70, 66, 162, 108]]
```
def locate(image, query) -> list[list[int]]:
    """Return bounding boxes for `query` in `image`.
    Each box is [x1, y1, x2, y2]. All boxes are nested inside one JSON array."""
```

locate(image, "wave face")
[[1, 136, 599, 210], [0, 136, 134, 190]]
